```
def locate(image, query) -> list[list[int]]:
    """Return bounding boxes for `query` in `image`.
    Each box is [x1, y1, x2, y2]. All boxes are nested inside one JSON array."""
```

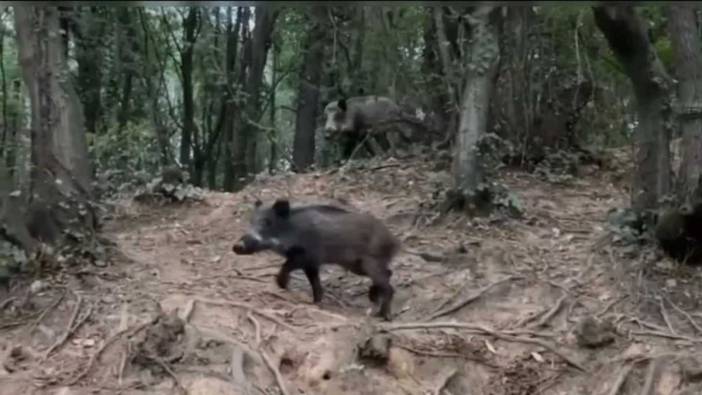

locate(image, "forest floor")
[[4, 149, 702, 395]]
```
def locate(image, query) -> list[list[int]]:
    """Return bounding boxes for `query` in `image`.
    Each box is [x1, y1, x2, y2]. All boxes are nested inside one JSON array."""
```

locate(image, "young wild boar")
[[232, 199, 400, 320]]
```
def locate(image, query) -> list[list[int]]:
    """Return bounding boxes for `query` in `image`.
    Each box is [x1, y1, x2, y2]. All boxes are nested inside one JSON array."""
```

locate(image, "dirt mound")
[[3, 151, 702, 394]]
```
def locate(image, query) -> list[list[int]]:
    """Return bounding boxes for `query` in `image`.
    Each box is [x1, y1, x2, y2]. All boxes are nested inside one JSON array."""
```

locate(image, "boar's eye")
[[263, 218, 273, 227]]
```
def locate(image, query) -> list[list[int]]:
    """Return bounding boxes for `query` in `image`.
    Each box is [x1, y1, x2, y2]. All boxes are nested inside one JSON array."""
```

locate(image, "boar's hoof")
[[276, 271, 290, 289], [232, 241, 252, 255], [373, 308, 392, 322]]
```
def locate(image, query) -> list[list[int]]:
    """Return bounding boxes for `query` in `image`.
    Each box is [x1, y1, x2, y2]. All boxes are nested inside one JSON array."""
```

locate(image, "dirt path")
[[3, 155, 702, 394]]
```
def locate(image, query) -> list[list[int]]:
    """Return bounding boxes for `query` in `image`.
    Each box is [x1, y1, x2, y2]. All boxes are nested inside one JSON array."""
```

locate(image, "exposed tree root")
[[429, 276, 522, 320], [247, 312, 289, 395]]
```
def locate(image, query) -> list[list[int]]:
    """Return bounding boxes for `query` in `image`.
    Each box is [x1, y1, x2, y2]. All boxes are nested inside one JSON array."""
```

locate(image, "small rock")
[[30, 280, 47, 294], [574, 316, 616, 348], [666, 279, 678, 288]]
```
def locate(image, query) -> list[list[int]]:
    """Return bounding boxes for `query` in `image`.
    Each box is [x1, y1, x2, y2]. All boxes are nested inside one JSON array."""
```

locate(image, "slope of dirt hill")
[[3, 151, 702, 395]]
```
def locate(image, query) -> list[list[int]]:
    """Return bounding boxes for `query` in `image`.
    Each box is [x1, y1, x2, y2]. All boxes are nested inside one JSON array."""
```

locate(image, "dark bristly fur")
[[233, 198, 400, 320]]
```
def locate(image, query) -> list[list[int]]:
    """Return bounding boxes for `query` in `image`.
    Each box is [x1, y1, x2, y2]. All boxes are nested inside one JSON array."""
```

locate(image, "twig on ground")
[[640, 358, 660, 395], [597, 296, 627, 318], [0, 297, 16, 310], [659, 298, 677, 335], [523, 294, 567, 329], [196, 298, 296, 332], [181, 299, 195, 323], [248, 312, 289, 395], [396, 344, 500, 369], [664, 296, 702, 335], [66, 319, 152, 386], [44, 299, 93, 359], [607, 364, 633, 395], [29, 290, 67, 334], [151, 356, 186, 395], [629, 329, 698, 343], [247, 310, 262, 346], [433, 368, 457, 395], [429, 276, 522, 321], [382, 321, 586, 372], [118, 349, 128, 385]]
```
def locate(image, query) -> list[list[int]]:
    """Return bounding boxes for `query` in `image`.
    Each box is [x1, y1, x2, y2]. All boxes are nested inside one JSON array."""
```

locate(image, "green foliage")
[[88, 121, 163, 177]]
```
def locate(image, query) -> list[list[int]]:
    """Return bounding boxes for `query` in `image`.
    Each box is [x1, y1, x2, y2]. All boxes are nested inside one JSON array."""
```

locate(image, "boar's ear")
[[254, 199, 263, 208], [338, 98, 347, 111], [272, 199, 291, 218]]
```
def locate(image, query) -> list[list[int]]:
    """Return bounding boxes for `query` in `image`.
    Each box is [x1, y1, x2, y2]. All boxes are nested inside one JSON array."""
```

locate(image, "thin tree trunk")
[[222, 6, 245, 191], [668, 5, 702, 203], [292, 6, 327, 172], [268, 41, 278, 174], [593, 5, 673, 212], [453, 7, 501, 196], [180, 7, 198, 171], [231, 6, 278, 191]]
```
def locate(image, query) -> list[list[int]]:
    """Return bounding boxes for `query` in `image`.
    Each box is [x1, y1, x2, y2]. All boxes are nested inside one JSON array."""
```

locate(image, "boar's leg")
[[275, 249, 325, 304], [303, 265, 324, 304], [362, 259, 394, 321], [275, 246, 306, 289]]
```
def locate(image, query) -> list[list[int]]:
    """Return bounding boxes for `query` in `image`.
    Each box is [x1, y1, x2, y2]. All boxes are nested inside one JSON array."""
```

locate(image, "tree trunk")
[[13, 6, 95, 250], [75, 7, 104, 136], [292, 6, 327, 172], [16, 6, 93, 195], [222, 6, 245, 191], [231, 6, 277, 191], [593, 5, 674, 212], [180, 7, 198, 171], [268, 41, 278, 174], [116, 8, 138, 132], [453, 7, 501, 197], [667, 5, 702, 204]]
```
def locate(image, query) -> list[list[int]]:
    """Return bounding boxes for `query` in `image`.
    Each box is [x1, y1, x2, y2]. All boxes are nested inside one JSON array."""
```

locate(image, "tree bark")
[[453, 7, 501, 196], [222, 6, 246, 191], [593, 5, 674, 212], [230, 6, 277, 190], [667, 5, 702, 204], [13, 6, 96, 250], [180, 7, 198, 171], [292, 6, 328, 172], [75, 7, 105, 136], [117, 8, 138, 132], [16, 6, 93, 195]]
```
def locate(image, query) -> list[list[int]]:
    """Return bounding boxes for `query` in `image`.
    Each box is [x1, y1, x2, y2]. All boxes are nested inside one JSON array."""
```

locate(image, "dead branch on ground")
[[429, 276, 522, 320], [44, 298, 93, 359], [247, 313, 289, 395], [66, 319, 152, 386], [196, 298, 297, 332], [381, 321, 586, 371], [29, 289, 67, 335], [664, 296, 702, 334], [659, 298, 677, 335]]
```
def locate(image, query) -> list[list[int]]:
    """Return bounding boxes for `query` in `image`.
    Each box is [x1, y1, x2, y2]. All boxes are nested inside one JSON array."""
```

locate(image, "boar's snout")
[[232, 233, 262, 255]]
